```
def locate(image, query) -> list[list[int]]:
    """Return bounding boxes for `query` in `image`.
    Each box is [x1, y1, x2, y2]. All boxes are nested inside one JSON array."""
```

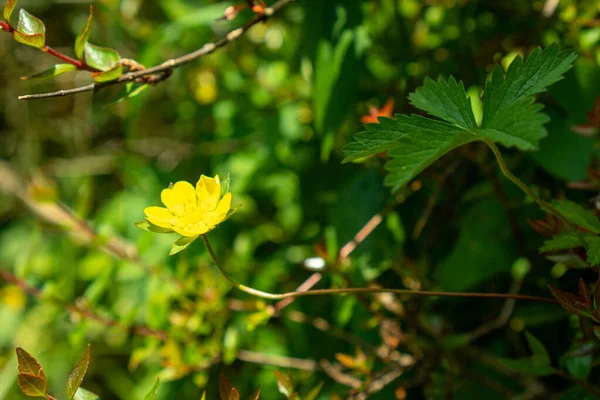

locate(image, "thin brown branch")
[[237, 350, 318, 371], [0, 269, 167, 340], [18, 0, 295, 100]]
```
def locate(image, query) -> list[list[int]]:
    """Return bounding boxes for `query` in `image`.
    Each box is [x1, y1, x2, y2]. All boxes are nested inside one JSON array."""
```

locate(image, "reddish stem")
[[42, 45, 98, 72], [0, 20, 14, 33]]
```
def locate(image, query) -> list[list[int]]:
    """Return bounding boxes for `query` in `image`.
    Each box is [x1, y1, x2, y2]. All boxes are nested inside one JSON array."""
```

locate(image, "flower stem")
[[201, 235, 556, 304], [483, 139, 588, 247]]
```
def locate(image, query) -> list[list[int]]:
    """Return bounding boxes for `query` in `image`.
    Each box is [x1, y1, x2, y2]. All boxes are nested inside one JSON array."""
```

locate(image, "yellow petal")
[[162, 181, 197, 214], [172, 223, 209, 237], [196, 175, 221, 211], [204, 192, 232, 226], [144, 207, 178, 229]]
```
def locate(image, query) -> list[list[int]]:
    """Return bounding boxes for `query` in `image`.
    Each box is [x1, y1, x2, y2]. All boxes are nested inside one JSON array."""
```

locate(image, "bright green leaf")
[[73, 387, 100, 400], [408, 75, 477, 128], [143, 378, 159, 400], [74, 6, 92, 60], [343, 115, 476, 191], [21, 64, 76, 80], [134, 220, 173, 234], [169, 234, 199, 256], [91, 64, 123, 83], [16, 348, 46, 380], [17, 374, 47, 398], [540, 232, 582, 252], [66, 344, 90, 400], [3, 0, 16, 22], [84, 42, 119, 72], [13, 9, 45, 48], [111, 82, 149, 104]]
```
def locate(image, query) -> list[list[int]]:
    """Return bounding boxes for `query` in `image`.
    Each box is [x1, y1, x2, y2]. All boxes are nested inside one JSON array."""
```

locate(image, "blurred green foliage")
[[1, 0, 600, 398]]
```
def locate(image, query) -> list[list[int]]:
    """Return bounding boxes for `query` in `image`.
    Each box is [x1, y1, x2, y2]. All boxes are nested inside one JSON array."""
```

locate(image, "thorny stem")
[[483, 139, 588, 247], [201, 235, 557, 303]]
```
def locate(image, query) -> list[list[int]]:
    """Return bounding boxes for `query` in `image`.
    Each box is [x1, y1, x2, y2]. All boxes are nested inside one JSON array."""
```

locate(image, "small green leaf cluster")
[[343, 44, 577, 192]]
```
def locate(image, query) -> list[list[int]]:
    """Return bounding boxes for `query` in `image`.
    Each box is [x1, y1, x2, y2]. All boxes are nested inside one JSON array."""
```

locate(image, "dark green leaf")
[[540, 232, 582, 252], [111, 82, 149, 104], [66, 344, 90, 400], [594, 274, 600, 311], [16, 347, 46, 380], [524, 331, 551, 366], [343, 115, 476, 191], [584, 235, 600, 266], [496, 357, 554, 376], [21, 64, 76, 80], [3, 0, 16, 22], [565, 353, 592, 380], [74, 6, 92, 60], [14, 9, 45, 48], [84, 43, 119, 72], [552, 200, 600, 234], [73, 387, 100, 400], [17, 373, 47, 398], [169, 234, 199, 256], [143, 378, 159, 400], [408, 75, 477, 128], [304, 382, 324, 400]]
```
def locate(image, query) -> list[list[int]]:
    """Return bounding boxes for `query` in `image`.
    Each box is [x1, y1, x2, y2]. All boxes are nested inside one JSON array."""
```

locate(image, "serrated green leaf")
[[3, 0, 16, 22], [408, 75, 477, 128], [73, 387, 100, 400], [476, 98, 549, 150], [13, 9, 45, 48], [16, 348, 46, 380], [84, 42, 119, 72], [343, 115, 476, 191], [21, 63, 76, 80], [66, 344, 90, 400], [18, 374, 47, 398], [540, 232, 582, 252], [524, 331, 551, 366], [91, 64, 123, 83], [552, 200, 600, 234], [169, 234, 199, 256], [481, 44, 576, 149], [74, 6, 92, 60], [143, 378, 159, 400], [134, 220, 173, 234]]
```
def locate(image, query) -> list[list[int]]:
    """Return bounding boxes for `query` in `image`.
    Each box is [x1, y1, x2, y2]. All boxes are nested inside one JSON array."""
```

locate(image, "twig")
[[237, 350, 318, 371], [0, 269, 167, 340], [18, 0, 295, 100]]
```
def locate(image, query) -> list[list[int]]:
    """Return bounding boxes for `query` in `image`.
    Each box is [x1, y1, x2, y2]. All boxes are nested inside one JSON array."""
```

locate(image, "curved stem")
[[201, 235, 556, 303], [483, 139, 587, 247]]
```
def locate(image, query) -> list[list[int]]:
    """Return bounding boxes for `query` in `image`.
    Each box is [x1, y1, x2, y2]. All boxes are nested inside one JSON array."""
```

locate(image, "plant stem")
[[483, 139, 588, 246], [201, 235, 556, 303], [42, 45, 97, 72]]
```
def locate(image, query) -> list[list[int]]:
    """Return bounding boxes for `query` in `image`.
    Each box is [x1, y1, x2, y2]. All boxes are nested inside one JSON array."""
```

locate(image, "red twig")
[[42, 45, 98, 72]]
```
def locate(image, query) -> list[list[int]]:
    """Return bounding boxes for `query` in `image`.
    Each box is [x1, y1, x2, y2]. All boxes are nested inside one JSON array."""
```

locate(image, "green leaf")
[[13, 9, 45, 48], [91, 64, 123, 83], [3, 0, 16, 22], [73, 387, 100, 400], [170, 234, 199, 256], [476, 97, 549, 150], [21, 64, 76, 80], [540, 232, 582, 252], [16, 348, 46, 380], [304, 382, 324, 400], [524, 331, 551, 366], [66, 344, 90, 400], [220, 173, 231, 199], [134, 220, 173, 234], [343, 115, 476, 191], [408, 76, 477, 128], [482, 44, 577, 131], [111, 82, 149, 104], [84, 42, 119, 72], [552, 200, 600, 234], [74, 6, 92, 60], [496, 357, 554, 376], [17, 374, 47, 398], [565, 353, 593, 380], [585, 235, 600, 266], [143, 378, 159, 400]]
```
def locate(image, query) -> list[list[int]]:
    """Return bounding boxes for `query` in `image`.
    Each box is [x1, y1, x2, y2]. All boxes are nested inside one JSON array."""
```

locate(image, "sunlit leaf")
[[74, 6, 92, 60], [13, 9, 45, 48], [84, 42, 119, 72], [16, 348, 46, 380], [169, 234, 199, 256], [18, 374, 47, 398], [73, 387, 100, 400], [66, 344, 90, 400], [143, 378, 160, 400], [134, 220, 173, 234], [91, 64, 123, 83], [21, 64, 77, 80], [3, 0, 16, 22]]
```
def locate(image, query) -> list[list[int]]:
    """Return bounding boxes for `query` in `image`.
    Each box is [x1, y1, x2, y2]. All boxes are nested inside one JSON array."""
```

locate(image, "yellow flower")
[[144, 175, 233, 237]]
